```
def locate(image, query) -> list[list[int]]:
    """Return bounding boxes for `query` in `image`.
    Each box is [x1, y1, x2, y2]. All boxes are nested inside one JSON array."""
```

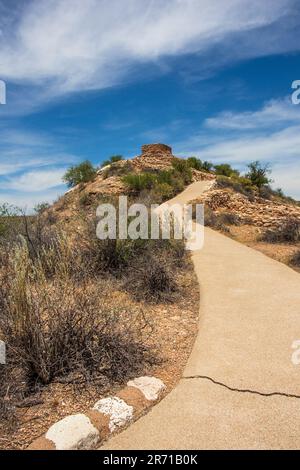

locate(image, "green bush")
[[123, 163, 191, 201], [63, 160, 97, 188], [214, 163, 240, 178], [122, 173, 158, 192], [187, 157, 214, 173], [246, 161, 272, 189], [171, 158, 192, 184]]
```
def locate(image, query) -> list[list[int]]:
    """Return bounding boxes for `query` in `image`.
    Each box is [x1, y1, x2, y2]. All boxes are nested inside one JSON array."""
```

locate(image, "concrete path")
[[101, 182, 300, 450]]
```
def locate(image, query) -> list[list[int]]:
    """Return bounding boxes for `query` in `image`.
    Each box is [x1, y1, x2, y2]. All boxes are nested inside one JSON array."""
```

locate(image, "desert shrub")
[[290, 250, 300, 267], [91, 238, 138, 273], [216, 175, 255, 198], [202, 206, 230, 233], [122, 173, 158, 192], [214, 163, 240, 178], [187, 157, 214, 173], [63, 160, 97, 188], [261, 218, 300, 244], [123, 167, 188, 201], [246, 161, 272, 189], [186, 157, 203, 171], [218, 212, 241, 226], [133, 256, 177, 302], [0, 244, 154, 391], [258, 185, 273, 200], [171, 158, 193, 184]]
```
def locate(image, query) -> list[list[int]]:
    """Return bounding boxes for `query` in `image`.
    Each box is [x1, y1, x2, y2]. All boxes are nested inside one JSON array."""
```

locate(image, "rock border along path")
[[28, 377, 166, 450]]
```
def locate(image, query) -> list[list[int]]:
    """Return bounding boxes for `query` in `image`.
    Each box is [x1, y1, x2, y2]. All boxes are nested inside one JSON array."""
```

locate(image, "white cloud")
[[1, 168, 66, 192], [177, 98, 300, 199], [0, 0, 296, 107], [0, 126, 78, 208], [272, 161, 300, 199], [205, 97, 300, 130], [195, 126, 300, 164]]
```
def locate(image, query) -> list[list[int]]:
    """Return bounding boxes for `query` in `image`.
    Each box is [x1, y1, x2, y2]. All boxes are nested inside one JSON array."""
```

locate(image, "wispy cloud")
[[0, 0, 298, 113], [177, 97, 300, 199], [1, 168, 66, 192], [205, 97, 300, 130], [0, 125, 79, 207]]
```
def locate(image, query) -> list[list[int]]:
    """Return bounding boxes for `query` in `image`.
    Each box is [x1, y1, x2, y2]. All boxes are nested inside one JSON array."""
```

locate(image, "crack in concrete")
[[183, 375, 300, 399]]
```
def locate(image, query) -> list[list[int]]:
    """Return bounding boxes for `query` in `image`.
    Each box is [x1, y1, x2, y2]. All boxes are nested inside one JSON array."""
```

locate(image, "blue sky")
[[0, 0, 300, 209]]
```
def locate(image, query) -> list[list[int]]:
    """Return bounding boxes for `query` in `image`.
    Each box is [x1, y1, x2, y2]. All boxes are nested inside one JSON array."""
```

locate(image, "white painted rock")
[[127, 376, 166, 401], [93, 397, 133, 432], [46, 414, 99, 450]]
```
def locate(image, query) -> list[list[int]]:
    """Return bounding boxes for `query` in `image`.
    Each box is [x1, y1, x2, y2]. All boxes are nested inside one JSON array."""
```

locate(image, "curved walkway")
[[101, 182, 300, 450]]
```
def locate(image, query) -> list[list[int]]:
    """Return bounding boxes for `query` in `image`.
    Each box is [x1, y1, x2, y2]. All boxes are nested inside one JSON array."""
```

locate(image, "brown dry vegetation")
[[0, 191, 199, 449]]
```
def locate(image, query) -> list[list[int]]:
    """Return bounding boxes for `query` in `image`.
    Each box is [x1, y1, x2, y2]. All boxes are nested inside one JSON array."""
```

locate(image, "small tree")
[[101, 155, 123, 168], [187, 157, 203, 171], [187, 157, 213, 173], [214, 163, 240, 178], [246, 161, 272, 188], [63, 161, 97, 188]]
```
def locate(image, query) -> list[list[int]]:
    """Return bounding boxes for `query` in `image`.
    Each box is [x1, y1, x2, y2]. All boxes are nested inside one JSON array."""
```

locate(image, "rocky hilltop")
[[50, 143, 214, 221], [47, 142, 299, 232]]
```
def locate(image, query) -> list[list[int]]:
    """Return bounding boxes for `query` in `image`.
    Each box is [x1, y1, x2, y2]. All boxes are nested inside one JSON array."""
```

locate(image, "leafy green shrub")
[[214, 163, 240, 178], [123, 165, 189, 201], [186, 157, 203, 171], [246, 161, 272, 189], [187, 157, 214, 173], [122, 173, 158, 192], [63, 160, 97, 187], [171, 158, 193, 184], [261, 218, 300, 244]]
